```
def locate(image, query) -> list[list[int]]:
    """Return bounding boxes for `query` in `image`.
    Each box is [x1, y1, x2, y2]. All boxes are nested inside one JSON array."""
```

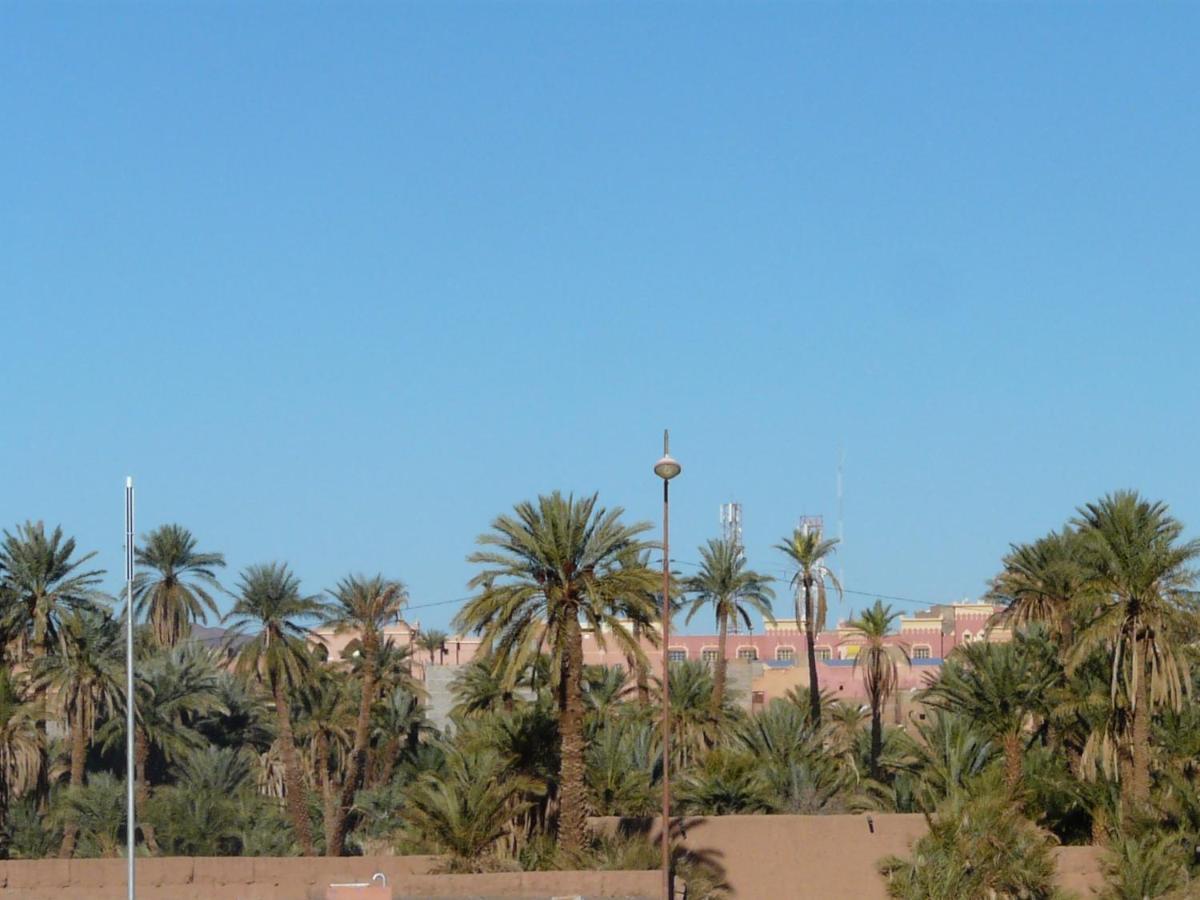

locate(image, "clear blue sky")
[[3, 4, 1198, 633]]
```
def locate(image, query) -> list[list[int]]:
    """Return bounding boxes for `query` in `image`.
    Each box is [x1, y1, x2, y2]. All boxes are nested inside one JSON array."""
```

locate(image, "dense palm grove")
[[2, 489, 1200, 898]]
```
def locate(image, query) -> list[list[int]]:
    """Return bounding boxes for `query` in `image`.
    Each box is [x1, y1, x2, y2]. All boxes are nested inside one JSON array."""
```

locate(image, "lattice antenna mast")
[[798, 515, 824, 539], [720, 502, 744, 633], [837, 449, 845, 589], [719, 501, 743, 551]]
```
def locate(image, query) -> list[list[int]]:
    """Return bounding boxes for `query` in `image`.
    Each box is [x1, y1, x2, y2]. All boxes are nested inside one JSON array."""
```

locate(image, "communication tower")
[[721, 502, 744, 633], [719, 502, 743, 551], [797, 515, 824, 538]]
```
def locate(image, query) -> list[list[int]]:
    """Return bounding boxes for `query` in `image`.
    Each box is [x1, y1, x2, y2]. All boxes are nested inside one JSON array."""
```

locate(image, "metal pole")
[[124, 477, 136, 900], [660, 473, 671, 900]]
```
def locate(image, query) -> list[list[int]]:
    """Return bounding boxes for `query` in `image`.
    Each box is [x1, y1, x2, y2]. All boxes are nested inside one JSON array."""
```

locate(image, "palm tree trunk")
[[32, 638, 50, 812], [1002, 731, 1023, 792], [272, 679, 315, 856], [557, 612, 587, 853], [713, 614, 728, 712], [329, 643, 376, 856], [870, 704, 882, 782], [136, 728, 160, 855], [317, 732, 337, 853], [634, 622, 650, 707], [803, 582, 821, 726], [58, 703, 88, 858], [1128, 635, 1152, 811]]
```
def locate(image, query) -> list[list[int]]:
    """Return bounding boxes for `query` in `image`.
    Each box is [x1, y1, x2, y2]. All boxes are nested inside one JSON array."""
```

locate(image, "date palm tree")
[[1, 522, 105, 798], [920, 634, 1058, 792], [415, 628, 448, 666], [1070, 491, 1200, 812], [399, 743, 543, 871], [32, 609, 124, 857], [297, 662, 356, 853], [224, 563, 324, 855], [0, 670, 42, 842], [133, 524, 225, 648], [776, 527, 842, 726], [613, 548, 662, 707], [684, 538, 774, 712], [0, 522, 105, 665], [453, 491, 657, 853], [846, 601, 909, 780], [320, 574, 407, 856], [99, 642, 228, 854], [990, 529, 1087, 648]]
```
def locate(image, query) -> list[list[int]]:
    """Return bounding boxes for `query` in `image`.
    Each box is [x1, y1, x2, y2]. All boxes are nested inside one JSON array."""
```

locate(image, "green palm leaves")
[[454, 491, 656, 853], [225, 563, 324, 856], [684, 538, 774, 711], [777, 527, 842, 726], [846, 601, 908, 779], [133, 524, 225, 648], [0, 521, 105, 663], [1070, 491, 1200, 812]]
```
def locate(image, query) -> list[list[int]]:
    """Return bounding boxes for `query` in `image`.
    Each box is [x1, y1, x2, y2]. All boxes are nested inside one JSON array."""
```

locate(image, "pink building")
[[315, 601, 1008, 712]]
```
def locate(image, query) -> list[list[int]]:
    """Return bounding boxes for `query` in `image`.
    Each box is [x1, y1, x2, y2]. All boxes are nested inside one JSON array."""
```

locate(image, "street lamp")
[[654, 430, 680, 900]]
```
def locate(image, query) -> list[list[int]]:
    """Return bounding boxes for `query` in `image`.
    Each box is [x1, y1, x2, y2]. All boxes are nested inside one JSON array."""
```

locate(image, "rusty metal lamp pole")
[[653, 430, 681, 900]]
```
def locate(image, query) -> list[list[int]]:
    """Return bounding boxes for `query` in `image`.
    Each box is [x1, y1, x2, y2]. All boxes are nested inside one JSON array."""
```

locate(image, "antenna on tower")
[[837, 449, 845, 589], [720, 502, 744, 633], [719, 501, 743, 551], [798, 515, 824, 538]]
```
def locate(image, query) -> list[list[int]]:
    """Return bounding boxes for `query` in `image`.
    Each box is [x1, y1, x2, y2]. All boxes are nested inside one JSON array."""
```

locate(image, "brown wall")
[[593, 815, 1105, 899], [0, 857, 657, 899], [0, 821, 1105, 899]]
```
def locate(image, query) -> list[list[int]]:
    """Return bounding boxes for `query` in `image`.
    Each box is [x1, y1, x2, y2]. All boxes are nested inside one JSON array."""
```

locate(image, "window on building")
[[913, 646, 931, 660], [667, 648, 687, 662], [701, 648, 720, 664], [775, 646, 795, 662], [737, 647, 758, 661], [816, 647, 832, 661]]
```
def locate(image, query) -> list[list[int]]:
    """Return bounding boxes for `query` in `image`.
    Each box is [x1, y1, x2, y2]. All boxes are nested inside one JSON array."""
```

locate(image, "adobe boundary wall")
[[591, 814, 1105, 898], [0, 857, 659, 899]]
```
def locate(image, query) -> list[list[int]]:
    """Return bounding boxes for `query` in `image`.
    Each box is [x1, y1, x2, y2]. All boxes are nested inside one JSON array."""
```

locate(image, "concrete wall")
[[593, 815, 1106, 898], [0, 857, 657, 900]]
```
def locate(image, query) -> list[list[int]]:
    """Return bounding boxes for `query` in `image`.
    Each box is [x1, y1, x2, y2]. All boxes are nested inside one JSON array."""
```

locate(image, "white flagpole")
[[124, 477, 136, 900]]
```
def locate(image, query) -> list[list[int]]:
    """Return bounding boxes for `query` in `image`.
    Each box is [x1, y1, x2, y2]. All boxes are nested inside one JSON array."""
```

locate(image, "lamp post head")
[[654, 455, 681, 480], [654, 429, 682, 480]]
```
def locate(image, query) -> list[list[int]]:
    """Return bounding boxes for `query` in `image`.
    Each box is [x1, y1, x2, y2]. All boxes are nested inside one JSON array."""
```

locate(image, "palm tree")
[[399, 743, 542, 871], [0, 670, 42, 841], [133, 524, 225, 648], [683, 538, 775, 711], [297, 662, 355, 853], [1069, 491, 1200, 813], [453, 491, 657, 852], [32, 609, 124, 857], [846, 601, 909, 780], [415, 628, 448, 666], [0, 522, 105, 664], [99, 643, 228, 854], [585, 716, 656, 816], [878, 775, 1061, 899], [921, 635, 1058, 791], [732, 699, 849, 814], [320, 574, 407, 856], [613, 548, 662, 707], [656, 660, 736, 770], [368, 687, 431, 787], [676, 749, 775, 815], [0, 522, 104, 798], [990, 529, 1087, 648], [776, 527, 842, 726], [224, 563, 325, 855]]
